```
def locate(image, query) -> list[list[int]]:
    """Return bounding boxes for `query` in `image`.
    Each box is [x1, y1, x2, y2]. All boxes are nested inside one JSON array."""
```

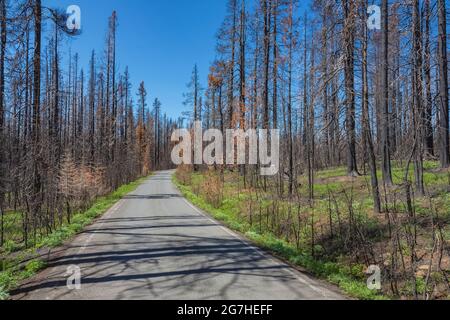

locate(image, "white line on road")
[[179, 196, 328, 298], [77, 199, 125, 255]]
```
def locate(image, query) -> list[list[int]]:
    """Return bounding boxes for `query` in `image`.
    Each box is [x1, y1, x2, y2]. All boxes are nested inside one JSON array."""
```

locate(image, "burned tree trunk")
[[438, 0, 449, 168], [380, 0, 393, 185], [342, 0, 358, 176]]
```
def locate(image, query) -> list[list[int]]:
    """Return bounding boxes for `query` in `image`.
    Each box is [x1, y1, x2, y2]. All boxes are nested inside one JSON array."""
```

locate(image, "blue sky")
[[43, 0, 228, 119]]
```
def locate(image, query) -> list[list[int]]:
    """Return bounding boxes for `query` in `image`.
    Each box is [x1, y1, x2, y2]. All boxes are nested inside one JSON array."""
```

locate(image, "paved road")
[[12, 171, 345, 300]]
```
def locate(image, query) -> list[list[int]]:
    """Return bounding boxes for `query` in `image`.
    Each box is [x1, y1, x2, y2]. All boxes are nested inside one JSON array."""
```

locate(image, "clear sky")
[[43, 0, 228, 119]]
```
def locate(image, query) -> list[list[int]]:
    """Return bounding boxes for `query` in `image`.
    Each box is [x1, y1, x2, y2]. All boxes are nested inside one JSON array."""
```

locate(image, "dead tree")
[[437, 0, 449, 168]]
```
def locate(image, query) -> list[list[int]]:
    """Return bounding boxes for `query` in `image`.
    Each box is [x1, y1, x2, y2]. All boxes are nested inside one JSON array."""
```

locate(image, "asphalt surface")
[[12, 171, 346, 300]]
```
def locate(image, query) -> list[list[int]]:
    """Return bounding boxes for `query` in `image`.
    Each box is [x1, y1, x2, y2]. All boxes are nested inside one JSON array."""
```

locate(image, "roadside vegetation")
[[0, 3, 175, 300], [173, 0, 450, 300], [174, 165, 450, 300], [0, 175, 148, 300]]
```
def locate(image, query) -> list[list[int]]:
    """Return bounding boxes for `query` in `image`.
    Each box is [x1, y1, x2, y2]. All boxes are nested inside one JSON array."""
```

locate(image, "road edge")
[[171, 172, 349, 300]]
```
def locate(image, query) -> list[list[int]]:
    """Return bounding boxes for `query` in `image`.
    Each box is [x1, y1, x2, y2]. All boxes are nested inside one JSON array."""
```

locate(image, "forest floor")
[[0, 176, 149, 299], [174, 162, 450, 300]]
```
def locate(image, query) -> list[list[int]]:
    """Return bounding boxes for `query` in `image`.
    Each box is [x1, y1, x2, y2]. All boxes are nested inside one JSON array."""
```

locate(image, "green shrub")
[[3, 240, 20, 254], [0, 271, 16, 297]]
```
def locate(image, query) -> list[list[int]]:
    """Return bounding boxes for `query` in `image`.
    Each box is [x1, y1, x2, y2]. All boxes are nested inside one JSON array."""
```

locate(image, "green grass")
[[0, 259, 47, 300], [175, 162, 450, 299], [173, 175, 389, 300], [0, 175, 149, 300], [316, 167, 348, 180], [1, 211, 23, 247]]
